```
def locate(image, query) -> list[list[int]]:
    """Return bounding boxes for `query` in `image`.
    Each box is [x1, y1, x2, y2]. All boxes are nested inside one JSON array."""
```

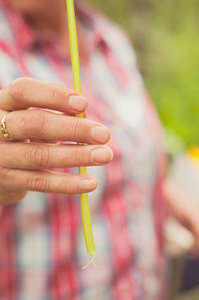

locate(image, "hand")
[[0, 77, 113, 205], [164, 178, 199, 255]]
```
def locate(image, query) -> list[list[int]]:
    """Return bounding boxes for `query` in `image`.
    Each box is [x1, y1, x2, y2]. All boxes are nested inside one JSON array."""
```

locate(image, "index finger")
[[0, 77, 88, 114]]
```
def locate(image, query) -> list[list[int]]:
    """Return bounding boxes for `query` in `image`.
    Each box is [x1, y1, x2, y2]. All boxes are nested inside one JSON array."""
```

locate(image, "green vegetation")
[[88, 0, 199, 151]]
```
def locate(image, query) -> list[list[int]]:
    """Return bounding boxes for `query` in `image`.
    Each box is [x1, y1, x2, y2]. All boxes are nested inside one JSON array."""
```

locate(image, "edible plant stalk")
[[66, 0, 97, 261]]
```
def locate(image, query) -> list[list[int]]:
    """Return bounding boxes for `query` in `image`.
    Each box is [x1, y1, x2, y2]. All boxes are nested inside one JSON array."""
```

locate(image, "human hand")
[[0, 77, 113, 205], [164, 178, 199, 255]]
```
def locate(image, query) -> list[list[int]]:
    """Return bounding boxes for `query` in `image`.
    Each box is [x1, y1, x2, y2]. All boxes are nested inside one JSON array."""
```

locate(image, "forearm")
[[163, 177, 199, 234]]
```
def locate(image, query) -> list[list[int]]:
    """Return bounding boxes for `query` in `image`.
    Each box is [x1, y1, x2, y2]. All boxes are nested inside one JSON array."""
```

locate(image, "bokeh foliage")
[[88, 0, 199, 151]]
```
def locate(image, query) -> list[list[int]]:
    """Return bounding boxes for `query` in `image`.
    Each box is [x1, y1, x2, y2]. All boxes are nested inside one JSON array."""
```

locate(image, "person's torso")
[[0, 3, 166, 300]]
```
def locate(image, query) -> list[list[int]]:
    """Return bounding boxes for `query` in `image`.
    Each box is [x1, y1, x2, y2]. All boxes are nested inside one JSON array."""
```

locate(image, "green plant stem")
[[66, 0, 96, 256]]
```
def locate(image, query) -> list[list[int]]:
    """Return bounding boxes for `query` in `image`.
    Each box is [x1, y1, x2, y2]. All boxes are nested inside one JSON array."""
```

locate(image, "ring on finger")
[[1, 113, 14, 140]]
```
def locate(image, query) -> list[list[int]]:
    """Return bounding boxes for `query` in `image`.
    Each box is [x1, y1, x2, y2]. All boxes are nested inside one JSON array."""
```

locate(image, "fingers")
[[0, 168, 98, 194], [0, 142, 113, 169], [0, 110, 111, 144], [0, 78, 113, 203], [0, 77, 88, 114]]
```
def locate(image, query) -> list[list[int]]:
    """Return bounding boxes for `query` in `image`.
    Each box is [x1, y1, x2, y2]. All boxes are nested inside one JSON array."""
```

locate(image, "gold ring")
[[1, 114, 14, 140]]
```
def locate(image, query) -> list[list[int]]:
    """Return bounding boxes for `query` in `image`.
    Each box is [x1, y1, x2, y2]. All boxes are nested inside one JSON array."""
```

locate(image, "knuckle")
[[48, 84, 71, 106], [27, 144, 49, 169], [0, 167, 12, 189], [49, 86, 60, 104], [70, 147, 81, 166], [22, 110, 45, 137], [69, 118, 83, 140], [0, 143, 9, 166], [7, 78, 31, 103], [61, 179, 69, 193], [29, 174, 48, 191], [61, 177, 73, 193], [73, 146, 88, 166]]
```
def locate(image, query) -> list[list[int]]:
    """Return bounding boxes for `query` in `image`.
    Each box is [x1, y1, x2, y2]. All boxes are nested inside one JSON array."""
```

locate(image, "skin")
[[3, 0, 199, 256], [163, 179, 199, 254], [0, 78, 113, 204], [0, 0, 113, 205], [7, 0, 68, 31], [6, 0, 75, 51]]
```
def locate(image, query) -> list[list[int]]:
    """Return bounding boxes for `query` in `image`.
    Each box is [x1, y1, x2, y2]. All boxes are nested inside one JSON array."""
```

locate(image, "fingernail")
[[91, 126, 111, 144], [91, 147, 113, 163], [79, 178, 97, 191], [69, 95, 88, 112]]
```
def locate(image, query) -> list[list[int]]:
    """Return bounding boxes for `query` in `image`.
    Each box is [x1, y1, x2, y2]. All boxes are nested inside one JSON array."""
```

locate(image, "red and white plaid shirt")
[[0, 1, 166, 299]]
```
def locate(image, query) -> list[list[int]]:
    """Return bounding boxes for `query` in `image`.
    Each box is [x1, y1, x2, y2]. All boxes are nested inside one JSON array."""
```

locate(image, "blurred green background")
[[89, 0, 199, 152]]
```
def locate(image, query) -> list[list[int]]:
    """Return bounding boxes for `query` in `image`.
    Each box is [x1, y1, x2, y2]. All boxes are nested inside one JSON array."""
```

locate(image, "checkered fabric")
[[0, 1, 166, 299]]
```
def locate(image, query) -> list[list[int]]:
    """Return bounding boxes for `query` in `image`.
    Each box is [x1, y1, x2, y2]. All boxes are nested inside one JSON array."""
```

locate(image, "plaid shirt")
[[0, 1, 166, 299]]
